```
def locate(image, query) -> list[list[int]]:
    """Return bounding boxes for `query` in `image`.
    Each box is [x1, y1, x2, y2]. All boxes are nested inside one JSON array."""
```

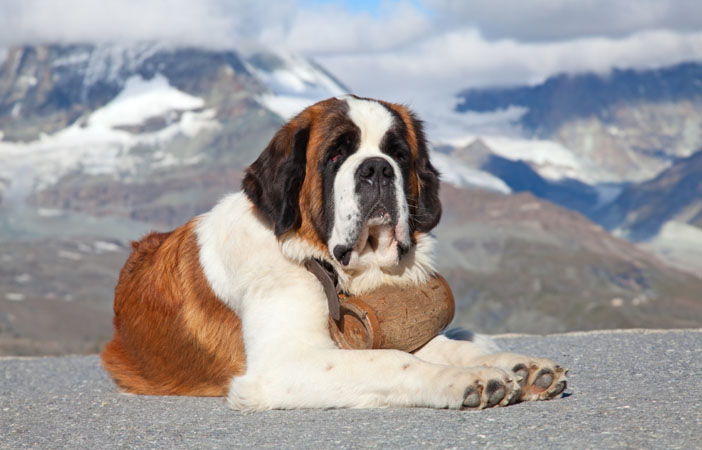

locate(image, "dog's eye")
[[393, 147, 408, 163], [328, 134, 353, 164]]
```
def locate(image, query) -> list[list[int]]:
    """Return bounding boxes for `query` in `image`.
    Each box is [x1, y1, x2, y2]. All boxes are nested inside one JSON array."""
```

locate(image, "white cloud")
[[424, 0, 702, 41], [316, 28, 702, 102], [0, 0, 296, 50], [2, 0, 701, 54], [279, 2, 432, 54]]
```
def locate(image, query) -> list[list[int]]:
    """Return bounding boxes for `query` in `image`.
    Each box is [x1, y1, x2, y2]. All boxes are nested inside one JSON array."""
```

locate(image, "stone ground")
[[2, 329, 701, 449]]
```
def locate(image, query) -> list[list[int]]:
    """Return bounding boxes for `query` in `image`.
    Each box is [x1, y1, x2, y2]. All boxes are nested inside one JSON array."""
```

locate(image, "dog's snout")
[[357, 157, 394, 187]]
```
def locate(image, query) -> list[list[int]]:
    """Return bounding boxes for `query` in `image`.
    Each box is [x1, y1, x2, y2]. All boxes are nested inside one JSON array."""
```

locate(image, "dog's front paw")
[[510, 358, 567, 401], [453, 367, 521, 410], [471, 353, 568, 402]]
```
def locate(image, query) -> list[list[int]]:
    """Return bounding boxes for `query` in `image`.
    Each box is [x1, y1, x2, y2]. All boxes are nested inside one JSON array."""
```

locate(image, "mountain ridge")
[[456, 62, 702, 135], [454, 62, 702, 184]]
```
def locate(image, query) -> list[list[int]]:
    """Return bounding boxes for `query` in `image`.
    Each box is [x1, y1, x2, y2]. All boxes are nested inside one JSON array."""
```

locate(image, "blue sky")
[[302, 0, 384, 15], [301, 0, 429, 16]]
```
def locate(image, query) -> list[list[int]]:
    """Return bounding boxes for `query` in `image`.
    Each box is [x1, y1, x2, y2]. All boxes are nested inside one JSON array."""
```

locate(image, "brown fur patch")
[[295, 103, 329, 251], [101, 220, 245, 396], [286, 98, 357, 252]]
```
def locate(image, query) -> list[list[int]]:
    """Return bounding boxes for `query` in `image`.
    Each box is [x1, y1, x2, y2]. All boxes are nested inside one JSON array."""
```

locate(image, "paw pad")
[[462, 385, 482, 408], [534, 369, 554, 389], [552, 380, 566, 396], [512, 364, 529, 388], [485, 380, 506, 407]]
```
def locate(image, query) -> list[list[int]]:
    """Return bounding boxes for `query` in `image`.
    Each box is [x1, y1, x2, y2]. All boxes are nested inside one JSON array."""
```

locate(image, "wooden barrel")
[[328, 273, 454, 352]]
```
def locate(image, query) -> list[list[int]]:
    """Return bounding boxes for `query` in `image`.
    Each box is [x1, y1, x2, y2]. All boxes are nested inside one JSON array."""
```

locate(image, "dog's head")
[[243, 95, 440, 289]]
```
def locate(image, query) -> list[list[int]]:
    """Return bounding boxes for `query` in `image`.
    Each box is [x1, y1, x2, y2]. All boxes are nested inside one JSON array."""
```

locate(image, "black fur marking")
[[320, 127, 360, 241], [354, 157, 398, 227], [410, 116, 442, 233], [242, 126, 310, 236], [379, 103, 441, 234], [379, 122, 412, 195]]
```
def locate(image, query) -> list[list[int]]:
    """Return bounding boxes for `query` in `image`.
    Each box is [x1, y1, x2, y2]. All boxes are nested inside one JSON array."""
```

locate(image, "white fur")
[[196, 193, 509, 411], [280, 229, 436, 295], [328, 96, 410, 270]]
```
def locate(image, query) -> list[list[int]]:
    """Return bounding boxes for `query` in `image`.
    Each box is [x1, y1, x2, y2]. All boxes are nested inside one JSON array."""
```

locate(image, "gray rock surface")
[[2, 329, 701, 449]]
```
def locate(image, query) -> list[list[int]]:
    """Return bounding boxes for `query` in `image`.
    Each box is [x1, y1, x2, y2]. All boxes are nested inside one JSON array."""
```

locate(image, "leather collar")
[[304, 258, 341, 321]]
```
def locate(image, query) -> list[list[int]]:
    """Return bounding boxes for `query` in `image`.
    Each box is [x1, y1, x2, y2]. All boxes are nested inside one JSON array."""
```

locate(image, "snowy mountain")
[[437, 184, 702, 333], [454, 62, 702, 185], [593, 149, 702, 274], [446, 62, 702, 274], [246, 51, 348, 120], [0, 44, 350, 213]]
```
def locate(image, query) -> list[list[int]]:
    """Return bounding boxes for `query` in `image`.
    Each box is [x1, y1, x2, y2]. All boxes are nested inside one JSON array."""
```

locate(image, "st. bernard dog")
[[102, 95, 567, 410]]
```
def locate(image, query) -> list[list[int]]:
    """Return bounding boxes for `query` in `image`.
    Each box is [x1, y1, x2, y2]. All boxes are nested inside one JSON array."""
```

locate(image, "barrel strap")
[[304, 258, 341, 321]]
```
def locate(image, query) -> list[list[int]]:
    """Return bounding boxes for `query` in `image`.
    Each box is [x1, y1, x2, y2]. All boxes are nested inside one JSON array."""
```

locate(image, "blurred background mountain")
[[1, 1, 701, 355]]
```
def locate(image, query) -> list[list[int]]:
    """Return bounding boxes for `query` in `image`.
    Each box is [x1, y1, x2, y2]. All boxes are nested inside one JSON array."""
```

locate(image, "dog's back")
[[101, 221, 246, 396]]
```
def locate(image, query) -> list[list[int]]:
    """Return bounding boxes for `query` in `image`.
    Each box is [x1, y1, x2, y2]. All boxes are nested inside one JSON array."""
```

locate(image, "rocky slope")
[[594, 149, 702, 274], [436, 184, 702, 334]]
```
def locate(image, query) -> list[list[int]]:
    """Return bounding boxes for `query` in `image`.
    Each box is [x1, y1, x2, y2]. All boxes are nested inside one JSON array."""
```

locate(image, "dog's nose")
[[357, 157, 394, 187]]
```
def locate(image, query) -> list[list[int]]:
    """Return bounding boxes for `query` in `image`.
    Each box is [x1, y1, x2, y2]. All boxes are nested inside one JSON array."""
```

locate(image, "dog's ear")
[[411, 116, 442, 233], [243, 123, 310, 236]]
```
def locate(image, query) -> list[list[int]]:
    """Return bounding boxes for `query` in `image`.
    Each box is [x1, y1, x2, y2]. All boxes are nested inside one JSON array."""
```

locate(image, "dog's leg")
[[225, 286, 524, 411], [413, 334, 567, 402], [228, 345, 522, 411]]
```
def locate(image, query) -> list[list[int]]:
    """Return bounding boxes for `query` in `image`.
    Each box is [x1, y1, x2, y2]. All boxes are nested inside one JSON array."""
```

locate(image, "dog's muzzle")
[[356, 157, 396, 221], [332, 157, 402, 266]]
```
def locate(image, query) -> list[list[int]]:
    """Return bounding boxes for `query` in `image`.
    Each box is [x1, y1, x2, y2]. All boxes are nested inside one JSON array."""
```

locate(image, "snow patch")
[[59, 43, 163, 90], [94, 241, 121, 253], [642, 221, 702, 277], [431, 151, 511, 194], [58, 250, 82, 261], [88, 74, 204, 128], [260, 95, 318, 121], [5, 293, 25, 302], [37, 208, 64, 217], [593, 183, 624, 208], [248, 52, 347, 120], [179, 109, 218, 137], [424, 97, 528, 142], [442, 134, 595, 182], [648, 221, 702, 247], [0, 73, 216, 197]]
